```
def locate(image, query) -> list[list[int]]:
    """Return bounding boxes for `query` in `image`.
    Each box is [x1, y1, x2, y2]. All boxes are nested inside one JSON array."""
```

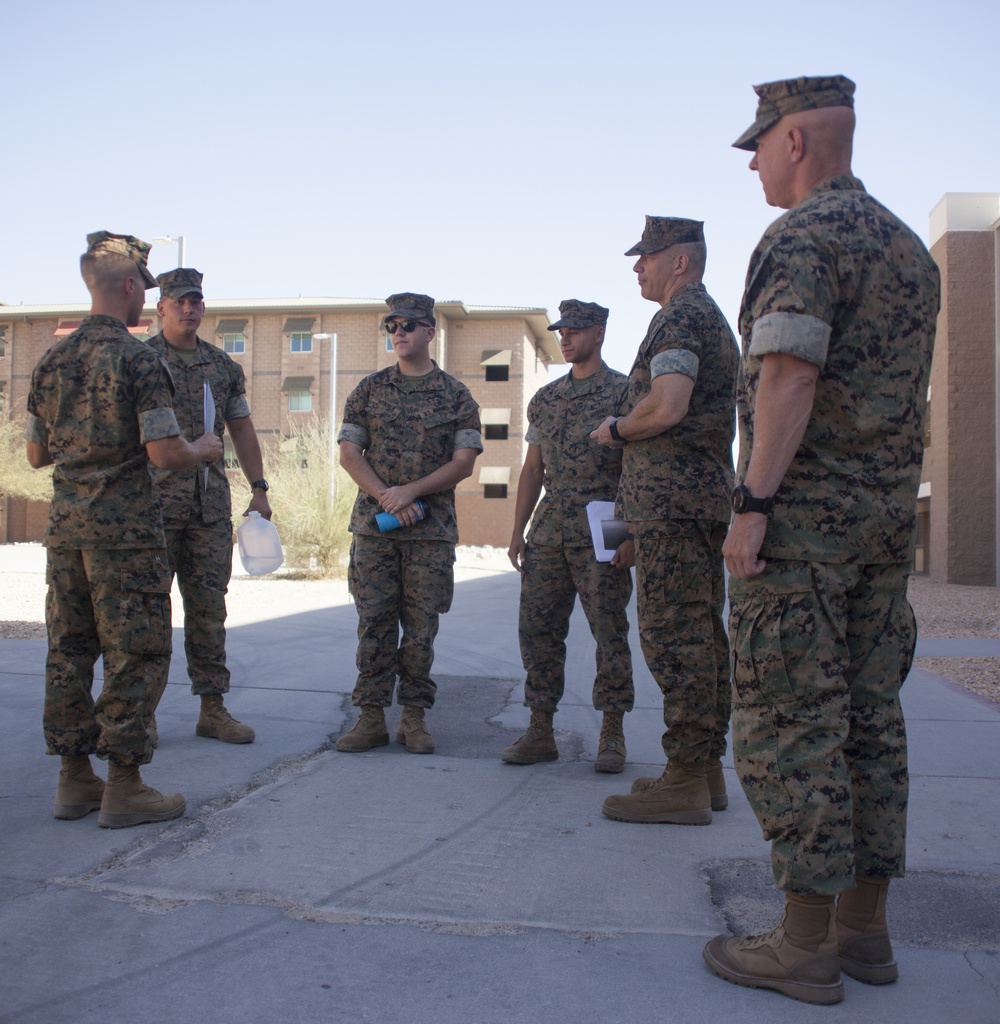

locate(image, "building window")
[[483, 484, 508, 499], [288, 390, 312, 412], [223, 437, 239, 469], [0, 325, 7, 358], [481, 408, 511, 441], [385, 332, 395, 352], [478, 465, 510, 499], [290, 332, 313, 353], [484, 424, 508, 440], [223, 332, 245, 354], [481, 349, 512, 382]]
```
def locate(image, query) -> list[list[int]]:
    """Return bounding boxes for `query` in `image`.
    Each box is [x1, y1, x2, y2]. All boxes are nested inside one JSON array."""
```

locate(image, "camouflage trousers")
[[728, 560, 914, 896], [635, 520, 730, 763], [519, 543, 634, 713], [163, 515, 233, 696], [348, 534, 455, 708], [43, 546, 173, 766]]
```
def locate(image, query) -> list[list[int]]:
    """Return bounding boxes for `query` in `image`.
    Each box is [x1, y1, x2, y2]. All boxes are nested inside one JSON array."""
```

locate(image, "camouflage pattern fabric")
[[381, 292, 436, 327], [85, 230, 158, 287], [347, 534, 455, 707], [736, 175, 940, 564], [338, 362, 482, 543], [624, 215, 705, 256], [547, 299, 609, 330], [519, 543, 633, 713], [517, 361, 633, 712], [43, 546, 172, 766], [729, 561, 914, 894], [733, 175, 939, 895], [732, 74, 856, 151], [616, 282, 738, 527], [25, 315, 180, 548], [526, 363, 630, 546], [634, 521, 730, 762], [163, 516, 234, 696], [146, 332, 249, 525], [156, 267, 204, 298]]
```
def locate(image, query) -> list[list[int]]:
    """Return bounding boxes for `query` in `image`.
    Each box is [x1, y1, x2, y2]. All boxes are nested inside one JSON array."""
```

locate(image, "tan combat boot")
[[501, 709, 557, 764], [196, 695, 256, 744], [629, 755, 728, 811], [602, 759, 711, 824], [396, 706, 435, 754], [97, 764, 186, 829], [594, 711, 626, 773], [336, 705, 390, 752], [703, 894, 844, 1005], [54, 754, 105, 820], [836, 875, 898, 984]]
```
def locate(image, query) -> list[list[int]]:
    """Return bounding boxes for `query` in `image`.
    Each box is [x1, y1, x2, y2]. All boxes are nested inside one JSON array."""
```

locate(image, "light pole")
[[151, 235, 187, 266], [313, 332, 339, 499]]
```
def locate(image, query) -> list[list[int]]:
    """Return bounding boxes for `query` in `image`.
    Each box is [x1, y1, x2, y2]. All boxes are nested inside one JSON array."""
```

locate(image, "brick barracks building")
[[0, 297, 562, 549]]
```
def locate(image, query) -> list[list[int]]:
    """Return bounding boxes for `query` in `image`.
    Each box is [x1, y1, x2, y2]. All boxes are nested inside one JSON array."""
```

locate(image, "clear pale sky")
[[3, 0, 998, 375]]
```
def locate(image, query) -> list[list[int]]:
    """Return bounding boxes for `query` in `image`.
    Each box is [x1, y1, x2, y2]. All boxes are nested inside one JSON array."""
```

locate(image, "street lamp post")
[[312, 332, 339, 499], [151, 235, 187, 266]]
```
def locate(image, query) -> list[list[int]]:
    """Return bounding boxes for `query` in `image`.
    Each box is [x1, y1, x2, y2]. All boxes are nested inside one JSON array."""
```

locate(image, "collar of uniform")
[[148, 331, 211, 362], [81, 314, 128, 331], [803, 174, 867, 202], [388, 360, 444, 389], [555, 359, 612, 395]]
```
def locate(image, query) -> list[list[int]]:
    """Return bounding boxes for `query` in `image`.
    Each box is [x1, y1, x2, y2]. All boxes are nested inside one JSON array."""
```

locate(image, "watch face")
[[732, 486, 748, 513]]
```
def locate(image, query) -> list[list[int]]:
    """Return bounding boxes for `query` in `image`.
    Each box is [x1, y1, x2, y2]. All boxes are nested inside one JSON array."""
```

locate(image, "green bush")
[[0, 416, 54, 502], [230, 417, 354, 576]]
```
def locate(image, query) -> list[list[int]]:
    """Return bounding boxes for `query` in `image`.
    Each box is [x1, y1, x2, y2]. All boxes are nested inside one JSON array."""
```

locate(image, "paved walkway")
[[1, 549, 998, 1023]]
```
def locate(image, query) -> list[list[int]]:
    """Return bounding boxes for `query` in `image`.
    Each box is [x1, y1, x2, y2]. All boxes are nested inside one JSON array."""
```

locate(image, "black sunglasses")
[[385, 319, 430, 335]]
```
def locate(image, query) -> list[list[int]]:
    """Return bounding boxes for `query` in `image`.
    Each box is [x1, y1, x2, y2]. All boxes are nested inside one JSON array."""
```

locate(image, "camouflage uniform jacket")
[[145, 332, 250, 523], [525, 362, 630, 547], [737, 174, 941, 563], [338, 362, 482, 543], [25, 314, 180, 548], [617, 282, 738, 526]]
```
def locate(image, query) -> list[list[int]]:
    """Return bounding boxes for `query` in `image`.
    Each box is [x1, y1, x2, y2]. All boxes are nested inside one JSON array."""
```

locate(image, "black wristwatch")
[[250, 479, 270, 492], [731, 483, 773, 515], [608, 418, 624, 443]]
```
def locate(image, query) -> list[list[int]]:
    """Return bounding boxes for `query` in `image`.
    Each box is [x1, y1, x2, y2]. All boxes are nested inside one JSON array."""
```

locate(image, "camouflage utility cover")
[[732, 74, 856, 151], [625, 216, 704, 256], [736, 174, 940, 563], [85, 230, 158, 287], [25, 315, 180, 548], [547, 299, 609, 330], [617, 283, 738, 527], [382, 292, 435, 327], [157, 267, 204, 299]]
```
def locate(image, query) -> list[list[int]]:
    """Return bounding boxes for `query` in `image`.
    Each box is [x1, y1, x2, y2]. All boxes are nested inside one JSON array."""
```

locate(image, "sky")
[[3, 0, 999, 376]]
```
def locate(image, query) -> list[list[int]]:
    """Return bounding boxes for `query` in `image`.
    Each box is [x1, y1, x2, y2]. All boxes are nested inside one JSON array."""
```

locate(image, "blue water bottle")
[[376, 500, 428, 533]]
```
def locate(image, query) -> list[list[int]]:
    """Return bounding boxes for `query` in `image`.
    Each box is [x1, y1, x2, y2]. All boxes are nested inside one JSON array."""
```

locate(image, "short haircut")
[[80, 251, 139, 294], [674, 241, 707, 278]]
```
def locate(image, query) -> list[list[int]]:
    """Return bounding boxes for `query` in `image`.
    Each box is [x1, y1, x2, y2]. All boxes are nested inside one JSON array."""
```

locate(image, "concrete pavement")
[[1, 549, 998, 1024]]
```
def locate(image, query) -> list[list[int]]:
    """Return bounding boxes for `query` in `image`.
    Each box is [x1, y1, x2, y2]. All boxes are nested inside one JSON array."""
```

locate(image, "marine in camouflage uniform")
[[502, 300, 634, 772], [146, 267, 267, 745], [336, 293, 482, 754], [24, 231, 221, 828], [593, 217, 738, 825], [703, 76, 941, 1005]]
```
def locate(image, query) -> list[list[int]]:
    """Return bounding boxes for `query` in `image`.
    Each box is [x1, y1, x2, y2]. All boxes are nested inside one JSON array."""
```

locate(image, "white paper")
[[202, 381, 215, 492], [586, 500, 629, 562]]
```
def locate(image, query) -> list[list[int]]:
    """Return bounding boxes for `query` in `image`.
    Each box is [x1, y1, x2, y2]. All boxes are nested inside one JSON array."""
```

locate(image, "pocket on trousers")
[[729, 564, 815, 704], [120, 569, 173, 655]]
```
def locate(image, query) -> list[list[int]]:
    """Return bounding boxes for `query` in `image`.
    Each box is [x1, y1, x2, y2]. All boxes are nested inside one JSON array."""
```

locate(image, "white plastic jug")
[[237, 511, 284, 576]]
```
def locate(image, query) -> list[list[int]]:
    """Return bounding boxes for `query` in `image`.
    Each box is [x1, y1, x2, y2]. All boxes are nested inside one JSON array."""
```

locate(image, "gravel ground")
[[2, 544, 997, 705]]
